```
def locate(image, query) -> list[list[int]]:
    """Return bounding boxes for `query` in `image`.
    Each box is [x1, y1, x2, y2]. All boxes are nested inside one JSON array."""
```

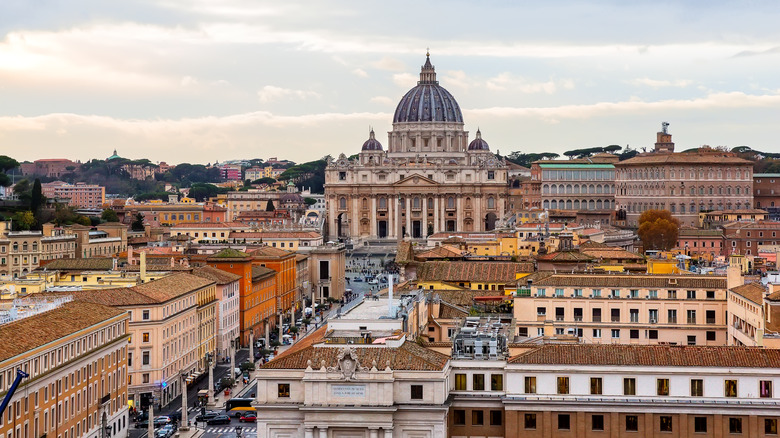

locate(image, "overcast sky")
[[1, 0, 780, 165]]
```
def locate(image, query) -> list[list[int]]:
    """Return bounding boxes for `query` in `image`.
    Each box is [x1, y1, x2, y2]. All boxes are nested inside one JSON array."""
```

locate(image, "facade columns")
[[304, 428, 314, 438], [369, 429, 379, 438], [318, 427, 327, 438], [474, 195, 482, 232], [392, 197, 400, 240], [422, 195, 428, 236], [351, 196, 359, 239], [405, 197, 412, 238], [327, 198, 337, 240], [433, 196, 440, 234], [456, 196, 464, 231], [499, 194, 506, 227], [383, 428, 393, 438], [370, 197, 377, 238]]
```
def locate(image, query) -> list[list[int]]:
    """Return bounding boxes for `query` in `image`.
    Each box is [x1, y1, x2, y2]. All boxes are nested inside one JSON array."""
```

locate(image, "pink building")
[[42, 181, 106, 209]]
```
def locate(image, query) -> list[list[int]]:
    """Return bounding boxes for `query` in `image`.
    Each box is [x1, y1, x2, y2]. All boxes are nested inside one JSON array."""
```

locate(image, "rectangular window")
[[611, 329, 620, 339], [630, 329, 639, 339], [668, 309, 677, 323], [142, 310, 149, 320], [454, 374, 466, 390], [410, 385, 423, 400], [142, 333, 149, 343], [453, 410, 465, 426], [687, 290, 696, 299], [694, 417, 707, 433], [725, 379, 737, 397], [557, 377, 569, 394], [590, 377, 602, 395], [766, 419, 778, 435], [760, 380, 773, 398], [524, 413, 536, 429], [558, 414, 570, 430], [489, 410, 502, 426], [687, 310, 696, 324], [592, 329, 601, 338], [657, 378, 669, 396], [626, 415, 638, 432], [473, 374, 485, 391], [706, 331, 716, 341], [277, 384, 290, 398], [524, 377, 536, 394], [490, 374, 503, 391], [592, 414, 604, 431], [660, 416, 673, 432], [691, 379, 703, 397], [472, 410, 484, 426], [687, 335, 696, 346], [623, 378, 636, 396], [141, 352, 149, 366], [729, 418, 743, 434]]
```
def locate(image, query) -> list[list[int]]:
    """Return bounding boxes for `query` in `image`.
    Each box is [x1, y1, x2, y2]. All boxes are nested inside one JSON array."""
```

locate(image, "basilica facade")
[[324, 54, 508, 241]]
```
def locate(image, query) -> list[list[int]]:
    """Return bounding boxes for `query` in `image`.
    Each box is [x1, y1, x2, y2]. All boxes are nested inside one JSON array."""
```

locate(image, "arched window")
[[413, 197, 420, 209], [22, 242, 28, 252], [596, 200, 603, 209], [428, 198, 434, 209], [573, 200, 580, 209], [565, 200, 572, 209], [543, 200, 550, 209], [466, 197, 472, 208], [670, 204, 676, 213], [551, 200, 558, 209], [487, 197, 495, 209], [362, 198, 368, 209], [542, 184, 550, 194], [680, 204, 685, 213], [566, 184, 572, 194], [447, 197, 455, 209], [379, 197, 387, 209], [339, 197, 347, 209]]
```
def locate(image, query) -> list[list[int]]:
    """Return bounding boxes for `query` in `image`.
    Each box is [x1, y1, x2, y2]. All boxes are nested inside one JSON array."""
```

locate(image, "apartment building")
[[52, 273, 216, 408], [43, 223, 127, 259], [170, 222, 250, 243], [754, 173, 780, 210], [514, 273, 730, 345], [249, 246, 298, 318], [0, 222, 77, 277], [228, 231, 323, 251], [20, 159, 80, 178], [533, 156, 618, 213], [191, 266, 241, 360], [722, 221, 780, 257], [0, 299, 130, 438], [41, 182, 105, 209]]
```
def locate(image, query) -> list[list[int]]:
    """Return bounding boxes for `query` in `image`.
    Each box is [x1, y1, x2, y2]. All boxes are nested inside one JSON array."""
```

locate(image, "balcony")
[[706, 318, 716, 324]]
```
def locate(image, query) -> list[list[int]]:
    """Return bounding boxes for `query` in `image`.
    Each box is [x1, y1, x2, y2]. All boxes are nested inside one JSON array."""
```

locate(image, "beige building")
[[192, 266, 241, 360], [514, 273, 730, 345], [0, 299, 130, 438], [170, 222, 250, 243], [615, 128, 754, 227], [0, 221, 77, 277], [229, 231, 323, 251], [41, 182, 106, 209], [43, 223, 127, 259], [325, 54, 508, 241], [54, 273, 217, 408]]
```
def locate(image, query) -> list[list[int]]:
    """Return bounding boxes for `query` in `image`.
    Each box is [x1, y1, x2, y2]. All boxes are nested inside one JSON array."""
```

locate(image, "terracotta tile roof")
[[581, 248, 644, 261], [535, 250, 595, 262], [415, 245, 463, 261], [730, 282, 766, 304], [192, 265, 242, 285], [437, 301, 468, 319], [171, 222, 249, 229], [508, 344, 780, 368], [616, 151, 753, 167], [228, 231, 321, 239], [295, 253, 309, 262], [578, 241, 610, 249], [252, 266, 277, 281], [0, 301, 127, 362], [247, 246, 295, 259], [45, 289, 158, 306], [261, 340, 449, 371], [129, 273, 214, 302], [274, 325, 328, 361], [430, 289, 506, 307], [766, 306, 780, 333], [395, 241, 413, 264], [530, 273, 727, 289], [40, 258, 115, 271], [417, 261, 533, 283]]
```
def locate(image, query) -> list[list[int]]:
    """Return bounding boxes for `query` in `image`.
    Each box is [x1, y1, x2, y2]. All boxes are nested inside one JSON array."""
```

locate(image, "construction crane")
[[0, 370, 29, 417]]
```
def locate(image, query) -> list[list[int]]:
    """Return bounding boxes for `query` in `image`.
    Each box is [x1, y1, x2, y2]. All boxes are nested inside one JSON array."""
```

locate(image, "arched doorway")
[[485, 213, 497, 231], [337, 213, 349, 238]]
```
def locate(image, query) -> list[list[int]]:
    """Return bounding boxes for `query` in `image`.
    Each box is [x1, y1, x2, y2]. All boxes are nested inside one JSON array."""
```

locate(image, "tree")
[[0, 156, 19, 173], [266, 200, 275, 212], [31, 179, 43, 213], [13, 211, 35, 231], [252, 177, 277, 186], [637, 209, 680, 251], [603, 145, 622, 153], [101, 209, 120, 222], [304, 197, 317, 206], [131, 213, 145, 231], [76, 215, 92, 226]]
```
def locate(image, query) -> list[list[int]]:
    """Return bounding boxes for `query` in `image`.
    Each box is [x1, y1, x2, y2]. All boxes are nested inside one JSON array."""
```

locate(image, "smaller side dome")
[[468, 129, 490, 151], [361, 128, 383, 151]]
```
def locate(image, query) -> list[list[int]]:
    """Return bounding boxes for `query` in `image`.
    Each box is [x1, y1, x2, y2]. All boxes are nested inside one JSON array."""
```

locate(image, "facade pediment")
[[393, 174, 438, 187]]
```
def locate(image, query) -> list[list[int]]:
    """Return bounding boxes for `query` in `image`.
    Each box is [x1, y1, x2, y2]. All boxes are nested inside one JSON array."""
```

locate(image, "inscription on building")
[[332, 384, 366, 397]]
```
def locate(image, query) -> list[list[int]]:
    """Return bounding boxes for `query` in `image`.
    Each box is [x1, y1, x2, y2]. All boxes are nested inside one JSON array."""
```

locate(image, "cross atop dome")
[[419, 51, 438, 85]]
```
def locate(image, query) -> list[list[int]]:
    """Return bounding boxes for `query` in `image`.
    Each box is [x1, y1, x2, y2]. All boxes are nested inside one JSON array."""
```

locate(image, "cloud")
[[732, 46, 780, 58], [485, 73, 563, 94], [257, 86, 321, 103], [180, 76, 198, 87], [392, 72, 416, 88], [627, 78, 692, 88], [351, 68, 368, 78], [370, 96, 394, 106], [370, 56, 405, 71]]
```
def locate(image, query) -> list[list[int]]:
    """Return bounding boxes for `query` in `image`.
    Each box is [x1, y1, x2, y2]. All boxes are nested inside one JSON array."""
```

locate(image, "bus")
[[225, 398, 255, 417]]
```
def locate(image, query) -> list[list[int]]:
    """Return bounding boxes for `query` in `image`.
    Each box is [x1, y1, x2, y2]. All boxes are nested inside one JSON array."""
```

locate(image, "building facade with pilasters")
[[325, 54, 508, 241]]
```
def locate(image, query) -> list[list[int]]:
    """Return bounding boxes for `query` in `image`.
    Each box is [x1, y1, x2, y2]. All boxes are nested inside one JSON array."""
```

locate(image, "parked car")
[[352, 277, 363, 282], [234, 367, 242, 378], [194, 412, 219, 422], [240, 413, 257, 422], [156, 425, 175, 438], [206, 415, 231, 425], [154, 416, 171, 425]]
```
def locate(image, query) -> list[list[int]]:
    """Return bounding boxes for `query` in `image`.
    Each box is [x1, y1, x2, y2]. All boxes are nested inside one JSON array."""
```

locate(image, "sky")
[[1, 0, 780, 165]]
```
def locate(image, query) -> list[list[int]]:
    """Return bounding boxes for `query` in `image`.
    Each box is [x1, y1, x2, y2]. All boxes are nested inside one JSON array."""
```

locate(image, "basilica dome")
[[467, 129, 490, 151], [361, 129, 383, 151], [392, 54, 463, 124]]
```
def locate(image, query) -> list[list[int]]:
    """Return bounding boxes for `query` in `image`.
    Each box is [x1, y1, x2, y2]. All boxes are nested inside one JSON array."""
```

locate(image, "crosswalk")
[[206, 426, 257, 433], [173, 407, 204, 413]]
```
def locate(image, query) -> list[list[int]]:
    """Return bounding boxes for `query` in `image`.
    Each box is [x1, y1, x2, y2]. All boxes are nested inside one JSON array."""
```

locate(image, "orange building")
[[206, 249, 278, 346], [248, 246, 298, 316]]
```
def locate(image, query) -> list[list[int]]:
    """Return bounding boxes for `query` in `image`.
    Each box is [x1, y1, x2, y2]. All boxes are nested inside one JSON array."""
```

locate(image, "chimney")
[[128, 246, 134, 265], [726, 264, 743, 290], [140, 251, 147, 283]]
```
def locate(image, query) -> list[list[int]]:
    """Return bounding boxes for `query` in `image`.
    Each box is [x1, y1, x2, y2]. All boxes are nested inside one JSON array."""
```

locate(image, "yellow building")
[[0, 299, 130, 438], [416, 261, 533, 293]]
